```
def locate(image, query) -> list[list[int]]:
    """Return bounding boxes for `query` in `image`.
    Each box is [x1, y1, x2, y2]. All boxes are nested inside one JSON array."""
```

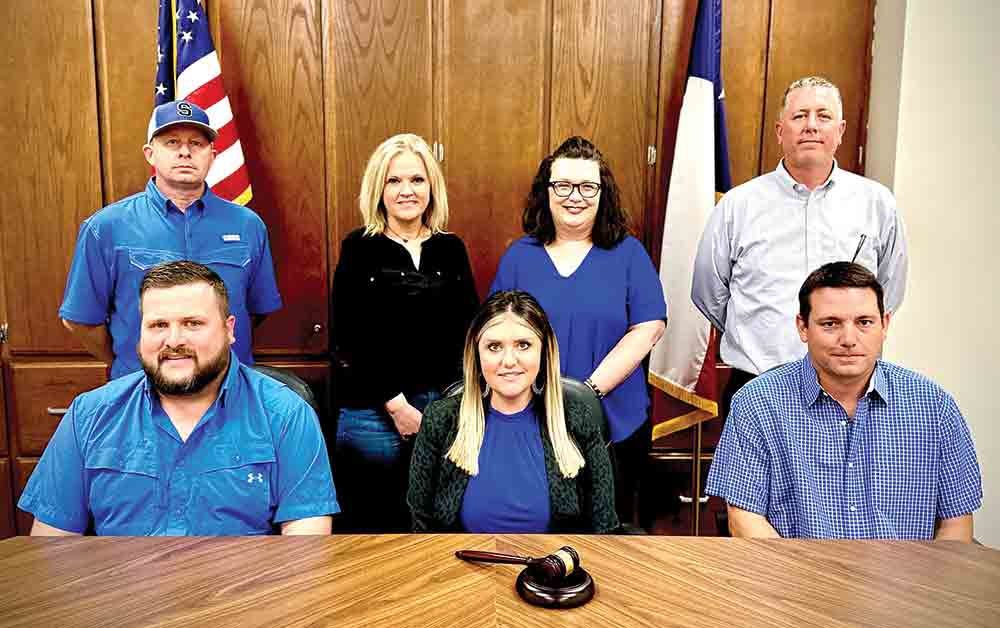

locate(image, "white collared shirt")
[[691, 161, 908, 374]]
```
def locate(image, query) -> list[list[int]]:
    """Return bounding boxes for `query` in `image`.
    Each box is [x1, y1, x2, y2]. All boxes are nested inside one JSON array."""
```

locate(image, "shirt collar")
[[775, 159, 840, 195], [146, 177, 208, 216], [799, 354, 889, 407]]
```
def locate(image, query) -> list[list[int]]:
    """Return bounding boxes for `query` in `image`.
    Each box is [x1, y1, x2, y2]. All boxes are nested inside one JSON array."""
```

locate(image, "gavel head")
[[529, 546, 581, 583]]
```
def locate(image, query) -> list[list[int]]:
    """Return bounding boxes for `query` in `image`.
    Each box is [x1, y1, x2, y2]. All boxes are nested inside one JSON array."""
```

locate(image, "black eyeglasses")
[[548, 181, 602, 198]]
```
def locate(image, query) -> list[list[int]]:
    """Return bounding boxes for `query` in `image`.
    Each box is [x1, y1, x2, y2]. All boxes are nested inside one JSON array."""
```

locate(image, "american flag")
[[155, 0, 252, 205]]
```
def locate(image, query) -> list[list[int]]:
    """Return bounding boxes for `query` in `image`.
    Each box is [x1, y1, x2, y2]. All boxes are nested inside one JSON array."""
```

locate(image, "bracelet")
[[584, 378, 606, 400]]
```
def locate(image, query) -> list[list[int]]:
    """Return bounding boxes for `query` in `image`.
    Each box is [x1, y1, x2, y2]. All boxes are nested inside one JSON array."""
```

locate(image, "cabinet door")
[[761, 0, 875, 174], [0, 0, 103, 354], [215, 0, 330, 356], [440, 0, 549, 295], [550, 0, 661, 240], [327, 0, 435, 254], [722, 0, 770, 186], [93, 0, 158, 203]]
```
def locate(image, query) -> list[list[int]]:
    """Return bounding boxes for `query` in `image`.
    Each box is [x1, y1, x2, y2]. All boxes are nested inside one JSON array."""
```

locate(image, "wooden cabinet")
[[0, 0, 876, 537]]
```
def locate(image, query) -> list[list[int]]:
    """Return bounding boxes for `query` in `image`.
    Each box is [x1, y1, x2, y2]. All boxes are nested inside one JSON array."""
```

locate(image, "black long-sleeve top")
[[331, 228, 480, 409]]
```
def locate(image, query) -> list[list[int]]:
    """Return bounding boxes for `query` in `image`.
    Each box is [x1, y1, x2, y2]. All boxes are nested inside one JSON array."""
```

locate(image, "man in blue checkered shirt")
[[705, 262, 981, 540]]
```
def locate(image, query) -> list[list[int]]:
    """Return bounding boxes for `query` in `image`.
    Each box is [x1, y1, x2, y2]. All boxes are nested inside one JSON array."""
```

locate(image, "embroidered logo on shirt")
[[247, 472, 264, 483], [223, 234, 241, 242]]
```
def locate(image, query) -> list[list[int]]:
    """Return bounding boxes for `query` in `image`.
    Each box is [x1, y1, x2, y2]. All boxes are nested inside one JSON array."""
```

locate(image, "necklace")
[[386, 224, 424, 243]]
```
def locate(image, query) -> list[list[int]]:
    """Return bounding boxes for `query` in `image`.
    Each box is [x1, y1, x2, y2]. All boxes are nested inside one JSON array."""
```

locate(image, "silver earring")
[[532, 379, 544, 395], [482, 383, 491, 398]]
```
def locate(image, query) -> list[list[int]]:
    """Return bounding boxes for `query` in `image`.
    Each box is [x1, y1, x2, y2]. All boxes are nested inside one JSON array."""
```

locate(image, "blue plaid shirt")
[[706, 356, 981, 539]]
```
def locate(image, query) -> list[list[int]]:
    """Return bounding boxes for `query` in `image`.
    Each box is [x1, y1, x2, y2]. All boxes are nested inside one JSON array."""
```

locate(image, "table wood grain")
[[0, 535, 997, 628]]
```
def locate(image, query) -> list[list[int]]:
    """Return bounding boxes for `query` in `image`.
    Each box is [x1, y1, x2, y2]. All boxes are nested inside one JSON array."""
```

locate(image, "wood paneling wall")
[[721, 0, 770, 186], [214, 0, 329, 355], [439, 0, 549, 296], [550, 0, 660, 240], [0, 0, 103, 354], [761, 0, 874, 175]]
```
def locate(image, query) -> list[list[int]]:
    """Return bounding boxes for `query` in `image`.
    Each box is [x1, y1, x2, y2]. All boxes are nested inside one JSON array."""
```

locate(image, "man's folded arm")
[[726, 503, 781, 538]]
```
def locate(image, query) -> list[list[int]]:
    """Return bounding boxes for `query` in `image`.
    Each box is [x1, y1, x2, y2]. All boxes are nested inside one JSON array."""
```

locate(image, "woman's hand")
[[385, 393, 423, 438]]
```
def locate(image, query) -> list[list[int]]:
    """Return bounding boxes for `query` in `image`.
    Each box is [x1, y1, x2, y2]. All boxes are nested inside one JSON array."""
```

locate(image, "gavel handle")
[[455, 550, 533, 566]]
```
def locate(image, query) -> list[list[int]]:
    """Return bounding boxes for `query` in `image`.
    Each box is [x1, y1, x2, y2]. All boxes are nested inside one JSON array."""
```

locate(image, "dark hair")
[[798, 262, 884, 324], [522, 136, 630, 248], [140, 260, 230, 319]]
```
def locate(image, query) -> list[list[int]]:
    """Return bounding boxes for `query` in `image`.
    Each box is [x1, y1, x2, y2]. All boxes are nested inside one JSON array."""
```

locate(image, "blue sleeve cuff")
[[274, 499, 341, 524]]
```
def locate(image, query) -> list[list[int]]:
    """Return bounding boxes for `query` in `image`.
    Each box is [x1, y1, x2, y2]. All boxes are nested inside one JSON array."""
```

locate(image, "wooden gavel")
[[455, 546, 581, 582]]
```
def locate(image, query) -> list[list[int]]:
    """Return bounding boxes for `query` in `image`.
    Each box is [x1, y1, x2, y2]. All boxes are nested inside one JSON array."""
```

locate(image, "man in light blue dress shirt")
[[705, 262, 980, 541], [692, 77, 908, 411]]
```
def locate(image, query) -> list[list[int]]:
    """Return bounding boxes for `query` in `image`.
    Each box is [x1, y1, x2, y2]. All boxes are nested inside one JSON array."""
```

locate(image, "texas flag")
[[648, 0, 732, 439]]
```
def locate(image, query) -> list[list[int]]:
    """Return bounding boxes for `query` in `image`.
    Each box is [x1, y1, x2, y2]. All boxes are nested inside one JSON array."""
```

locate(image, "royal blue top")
[[705, 356, 983, 539], [459, 404, 550, 533], [490, 236, 667, 442], [18, 351, 339, 535], [59, 178, 283, 379]]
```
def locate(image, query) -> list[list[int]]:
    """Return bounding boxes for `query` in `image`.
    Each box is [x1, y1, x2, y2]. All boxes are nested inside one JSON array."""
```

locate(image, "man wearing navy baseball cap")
[[58, 100, 282, 379]]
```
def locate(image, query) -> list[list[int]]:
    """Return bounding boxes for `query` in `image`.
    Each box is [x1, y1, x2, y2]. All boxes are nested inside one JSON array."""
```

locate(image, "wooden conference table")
[[0, 534, 997, 627]]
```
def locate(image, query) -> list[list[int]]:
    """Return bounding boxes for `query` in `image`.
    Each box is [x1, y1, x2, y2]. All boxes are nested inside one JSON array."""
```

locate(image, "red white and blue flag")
[[155, 0, 252, 205], [648, 0, 732, 439]]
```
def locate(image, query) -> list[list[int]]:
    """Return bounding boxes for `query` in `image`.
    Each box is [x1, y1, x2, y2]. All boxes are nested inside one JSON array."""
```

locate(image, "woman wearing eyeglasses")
[[490, 136, 666, 527]]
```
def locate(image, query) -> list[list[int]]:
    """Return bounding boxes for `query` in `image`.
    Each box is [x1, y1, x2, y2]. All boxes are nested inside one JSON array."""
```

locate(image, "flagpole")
[[171, 0, 178, 89]]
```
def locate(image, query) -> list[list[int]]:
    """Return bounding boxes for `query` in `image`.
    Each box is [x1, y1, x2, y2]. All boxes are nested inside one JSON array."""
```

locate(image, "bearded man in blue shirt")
[[706, 262, 981, 541], [59, 100, 282, 379], [20, 261, 338, 535]]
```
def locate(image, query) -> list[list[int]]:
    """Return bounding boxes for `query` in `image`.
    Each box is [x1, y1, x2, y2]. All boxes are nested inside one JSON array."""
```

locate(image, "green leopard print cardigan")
[[407, 395, 620, 533]]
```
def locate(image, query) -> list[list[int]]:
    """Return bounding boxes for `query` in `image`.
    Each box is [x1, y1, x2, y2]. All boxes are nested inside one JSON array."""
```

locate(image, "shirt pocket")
[[196, 245, 252, 308], [84, 445, 161, 535], [193, 442, 276, 534], [120, 247, 184, 299]]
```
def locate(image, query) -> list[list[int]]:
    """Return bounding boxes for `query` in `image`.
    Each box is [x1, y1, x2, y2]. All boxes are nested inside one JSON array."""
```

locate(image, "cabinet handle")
[[313, 323, 323, 334], [47, 407, 69, 416], [678, 495, 709, 504]]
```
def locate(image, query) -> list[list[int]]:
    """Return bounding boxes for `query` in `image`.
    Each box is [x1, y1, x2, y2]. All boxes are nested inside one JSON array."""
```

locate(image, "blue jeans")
[[334, 390, 440, 532]]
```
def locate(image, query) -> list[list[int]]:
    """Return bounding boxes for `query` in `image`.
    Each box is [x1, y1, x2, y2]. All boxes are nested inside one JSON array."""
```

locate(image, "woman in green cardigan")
[[407, 290, 619, 533]]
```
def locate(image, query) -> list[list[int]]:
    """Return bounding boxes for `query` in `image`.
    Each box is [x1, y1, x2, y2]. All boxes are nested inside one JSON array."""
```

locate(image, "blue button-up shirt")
[[59, 179, 283, 379], [705, 356, 981, 539], [18, 351, 339, 535]]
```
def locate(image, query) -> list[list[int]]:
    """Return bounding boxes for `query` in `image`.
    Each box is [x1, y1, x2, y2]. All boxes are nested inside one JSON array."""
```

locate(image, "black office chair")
[[443, 376, 644, 535], [251, 365, 321, 416]]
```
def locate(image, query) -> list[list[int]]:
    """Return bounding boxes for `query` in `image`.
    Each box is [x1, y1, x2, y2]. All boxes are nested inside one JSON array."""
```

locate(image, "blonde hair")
[[778, 76, 843, 120], [358, 133, 449, 236], [446, 292, 585, 478]]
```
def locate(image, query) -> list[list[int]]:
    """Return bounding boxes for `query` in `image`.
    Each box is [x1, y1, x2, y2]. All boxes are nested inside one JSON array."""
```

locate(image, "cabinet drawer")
[[6, 362, 107, 457]]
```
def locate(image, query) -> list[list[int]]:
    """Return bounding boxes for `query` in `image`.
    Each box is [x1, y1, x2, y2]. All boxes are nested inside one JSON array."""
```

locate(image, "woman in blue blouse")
[[490, 137, 666, 526], [407, 290, 618, 533]]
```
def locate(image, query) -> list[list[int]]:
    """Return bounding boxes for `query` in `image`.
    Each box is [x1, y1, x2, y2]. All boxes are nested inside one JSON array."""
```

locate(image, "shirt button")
[[848, 462, 854, 468], [233, 455, 241, 463], [840, 420, 847, 427], [849, 505, 857, 512]]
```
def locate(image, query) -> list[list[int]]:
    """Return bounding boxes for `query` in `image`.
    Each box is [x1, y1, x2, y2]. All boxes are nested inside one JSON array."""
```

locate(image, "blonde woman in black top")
[[331, 133, 478, 532]]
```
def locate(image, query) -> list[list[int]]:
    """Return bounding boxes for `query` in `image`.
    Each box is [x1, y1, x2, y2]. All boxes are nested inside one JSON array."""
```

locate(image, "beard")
[[142, 345, 231, 396]]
